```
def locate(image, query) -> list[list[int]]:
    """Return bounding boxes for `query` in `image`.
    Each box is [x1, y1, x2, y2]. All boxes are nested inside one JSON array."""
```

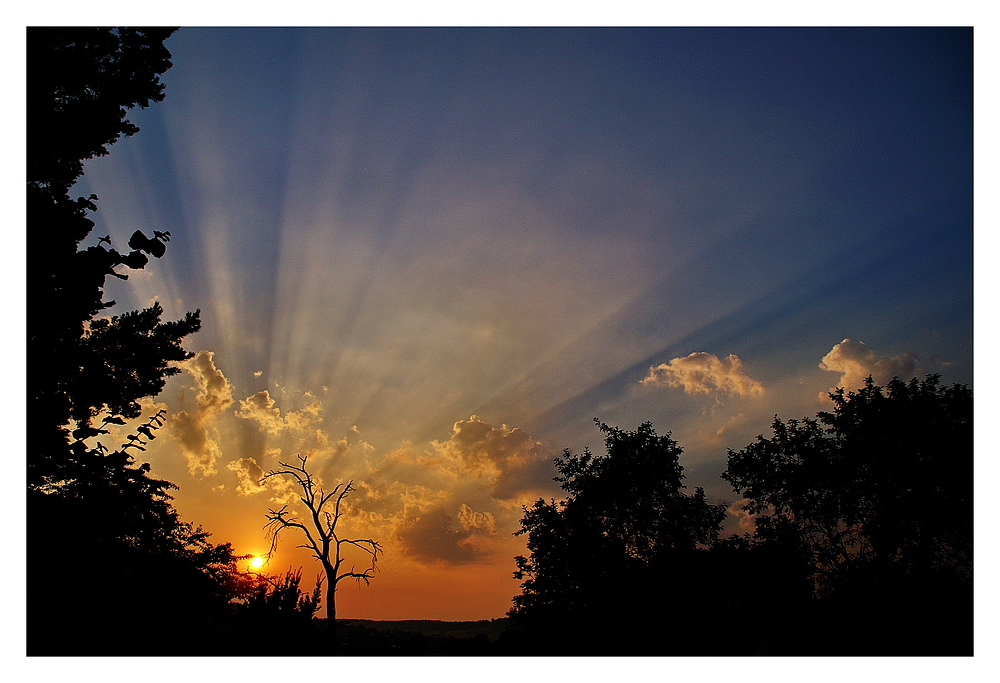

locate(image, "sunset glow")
[[73, 27, 972, 623]]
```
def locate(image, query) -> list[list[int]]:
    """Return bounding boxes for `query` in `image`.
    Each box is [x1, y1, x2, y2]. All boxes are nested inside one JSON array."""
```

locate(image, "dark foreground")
[[29, 608, 972, 657]]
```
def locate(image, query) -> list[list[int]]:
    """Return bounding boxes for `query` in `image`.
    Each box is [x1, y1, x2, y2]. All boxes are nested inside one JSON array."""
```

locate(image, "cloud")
[[429, 416, 553, 500], [170, 350, 234, 476], [227, 456, 268, 495], [397, 507, 483, 565], [641, 352, 764, 397], [695, 412, 748, 447], [726, 499, 757, 533], [819, 339, 921, 395], [236, 389, 323, 435], [346, 417, 555, 567], [458, 503, 497, 535]]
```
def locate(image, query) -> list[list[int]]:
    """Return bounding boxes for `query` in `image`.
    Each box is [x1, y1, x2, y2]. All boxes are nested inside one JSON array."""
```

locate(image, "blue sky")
[[73, 27, 972, 620]]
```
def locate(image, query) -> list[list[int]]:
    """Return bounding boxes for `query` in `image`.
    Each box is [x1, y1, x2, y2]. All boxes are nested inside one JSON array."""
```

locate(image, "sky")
[[72, 26, 973, 622]]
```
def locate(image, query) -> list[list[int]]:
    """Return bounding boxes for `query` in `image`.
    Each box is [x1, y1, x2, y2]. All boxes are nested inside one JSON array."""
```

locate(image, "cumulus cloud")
[[236, 389, 323, 436], [727, 499, 757, 533], [430, 416, 553, 500], [397, 507, 488, 565], [171, 350, 234, 476], [641, 352, 764, 397], [819, 339, 921, 395], [227, 456, 268, 495], [346, 416, 555, 567], [458, 503, 497, 535]]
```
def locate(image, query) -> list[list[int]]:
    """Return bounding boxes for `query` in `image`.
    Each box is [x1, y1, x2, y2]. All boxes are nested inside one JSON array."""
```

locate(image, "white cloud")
[[641, 352, 764, 397], [819, 339, 921, 395]]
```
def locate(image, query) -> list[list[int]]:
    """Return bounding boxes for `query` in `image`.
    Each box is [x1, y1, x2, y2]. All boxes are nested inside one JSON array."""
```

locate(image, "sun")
[[250, 556, 264, 569]]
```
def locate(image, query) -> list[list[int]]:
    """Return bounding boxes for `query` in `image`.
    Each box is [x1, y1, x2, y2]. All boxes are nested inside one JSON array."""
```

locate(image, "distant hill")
[[332, 618, 509, 641]]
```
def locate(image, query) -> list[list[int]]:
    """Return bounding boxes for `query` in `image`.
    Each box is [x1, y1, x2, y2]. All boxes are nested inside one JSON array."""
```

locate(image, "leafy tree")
[[27, 26, 176, 194], [508, 420, 726, 653], [723, 374, 972, 654], [262, 455, 383, 651], [26, 27, 199, 492], [25, 27, 245, 654]]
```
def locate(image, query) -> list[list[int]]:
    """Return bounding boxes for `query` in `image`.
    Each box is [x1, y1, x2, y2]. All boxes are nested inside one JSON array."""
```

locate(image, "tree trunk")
[[325, 567, 338, 652]]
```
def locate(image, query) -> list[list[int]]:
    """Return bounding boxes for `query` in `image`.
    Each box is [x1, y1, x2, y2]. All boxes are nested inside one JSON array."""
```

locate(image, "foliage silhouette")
[[25, 27, 248, 655], [508, 419, 727, 653], [27, 27, 176, 194], [262, 455, 383, 650], [27, 26, 200, 491], [241, 567, 323, 622], [723, 374, 973, 654]]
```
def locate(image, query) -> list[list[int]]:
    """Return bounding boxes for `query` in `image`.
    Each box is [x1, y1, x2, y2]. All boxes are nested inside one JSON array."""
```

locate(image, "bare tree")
[[261, 455, 382, 648]]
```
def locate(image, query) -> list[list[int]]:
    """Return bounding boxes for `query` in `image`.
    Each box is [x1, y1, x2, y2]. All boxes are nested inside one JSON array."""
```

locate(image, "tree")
[[508, 420, 726, 653], [26, 27, 245, 654], [28, 413, 251, 655], [225, 567, 325, 653], [262, 455, 383, 650], [722, 374, 972, 654], [26, 27, 199, 491], [241, 568, 324, 624]]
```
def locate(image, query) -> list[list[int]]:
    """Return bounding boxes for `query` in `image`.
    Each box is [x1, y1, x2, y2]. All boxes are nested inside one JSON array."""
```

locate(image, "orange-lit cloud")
[[726, 499, 757, 533], [330, 416, 555, 567], [458, 503, 497, 535], [226, 456, 268, 496], [819, 339, 921, 396], [170, 350, 234, 476], [397, 507, 484, 565], [429, 416, 553, 501], [641, 352, 764, 397], [236, 389, 323, 436]]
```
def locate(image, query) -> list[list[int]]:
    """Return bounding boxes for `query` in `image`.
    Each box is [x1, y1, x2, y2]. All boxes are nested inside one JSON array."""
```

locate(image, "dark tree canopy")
[[724, 374, 972, 596], [722, 374, 972, 654], [508, 420, 726, 653], [26, 26, 200, 491], [27, 27, 176, 194], [25, 27, 247, 655]]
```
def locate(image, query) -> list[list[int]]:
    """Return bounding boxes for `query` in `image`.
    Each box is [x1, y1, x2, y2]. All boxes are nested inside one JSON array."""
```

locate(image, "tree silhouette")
[[26, 27, 200, 492], [723, 374, 972, 654], [241, 568, 323, 623], [262, 455, 383, 651], [25, 27, 247, 655], [225, 567, 325, 653], [508, 420, 726, 653]]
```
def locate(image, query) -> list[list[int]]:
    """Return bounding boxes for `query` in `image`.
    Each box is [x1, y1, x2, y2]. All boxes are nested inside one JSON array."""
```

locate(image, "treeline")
[[504, 376, 972, 655]]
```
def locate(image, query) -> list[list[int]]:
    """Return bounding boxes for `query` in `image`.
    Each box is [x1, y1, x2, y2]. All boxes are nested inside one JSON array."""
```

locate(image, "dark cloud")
[[397, 508, 481, 565]]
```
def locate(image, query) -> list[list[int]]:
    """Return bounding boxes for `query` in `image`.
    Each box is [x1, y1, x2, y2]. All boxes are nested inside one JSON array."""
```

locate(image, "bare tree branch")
[[257, 454, 382, 643]]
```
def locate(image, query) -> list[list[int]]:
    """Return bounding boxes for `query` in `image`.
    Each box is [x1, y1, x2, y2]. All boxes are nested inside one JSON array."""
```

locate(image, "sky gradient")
[[74, 27, 973, 621]]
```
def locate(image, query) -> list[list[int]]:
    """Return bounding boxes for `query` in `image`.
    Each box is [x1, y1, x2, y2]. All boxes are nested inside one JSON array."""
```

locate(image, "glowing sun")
[[250, 556, 264, 569]]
